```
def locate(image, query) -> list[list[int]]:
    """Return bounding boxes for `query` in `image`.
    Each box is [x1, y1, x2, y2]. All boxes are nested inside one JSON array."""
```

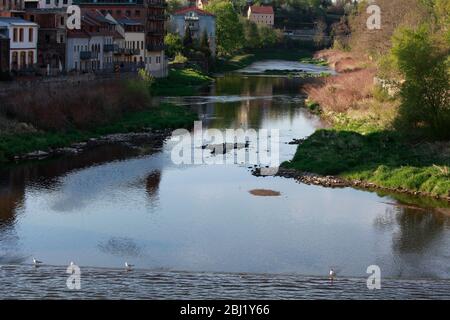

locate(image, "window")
[[28, 28, 33, 42], [60, 35, 64, 43], [116, 10, 121, 16], [28, 51, 33, 65], [135, 10, 140, 17], [63, 0, 67, 4], [141, 41, 143, 50], [29, 15, 35, 22], [45, 0, 50, 4], [19, 28, 23, 42], [126, 10, 131, 17], [61, 17, 64, 26], [13, 28, 17, 42]]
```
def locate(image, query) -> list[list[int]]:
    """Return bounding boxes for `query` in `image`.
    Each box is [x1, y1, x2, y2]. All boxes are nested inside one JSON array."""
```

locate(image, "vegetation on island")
[[151, 68, 213, 96]]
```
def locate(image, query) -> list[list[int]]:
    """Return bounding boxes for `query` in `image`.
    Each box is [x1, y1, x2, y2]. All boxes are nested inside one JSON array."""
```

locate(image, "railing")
[[148, 14, 166, 20], [147, 29, 164, 35], [103, 44, 118, 52], [146, 43, 165, 51], [80, 51, 92, 60], [115, 48, 141, 55]]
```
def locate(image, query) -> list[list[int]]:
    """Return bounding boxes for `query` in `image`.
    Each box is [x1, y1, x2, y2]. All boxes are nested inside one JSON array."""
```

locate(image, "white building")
[[169, 7, 216, 57], [117, 17, 145, 66], [0, 17, 38, 71], [247, 5, 274, 27], [65, 11, 115, 72]]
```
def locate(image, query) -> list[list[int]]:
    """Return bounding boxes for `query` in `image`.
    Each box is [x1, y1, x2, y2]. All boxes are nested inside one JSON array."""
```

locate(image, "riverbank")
[[151, 68, 213, 96], [283, 49, 450, 201], [213, 48, 315, 73], [0, 103, 197, 164]]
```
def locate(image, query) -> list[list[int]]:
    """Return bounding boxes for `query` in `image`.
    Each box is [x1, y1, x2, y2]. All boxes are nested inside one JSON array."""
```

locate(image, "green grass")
[[151, 68, 213, 96], [213, 48, 314, 73], [283, 129, 450, 197], [0, 104, 197, 163]]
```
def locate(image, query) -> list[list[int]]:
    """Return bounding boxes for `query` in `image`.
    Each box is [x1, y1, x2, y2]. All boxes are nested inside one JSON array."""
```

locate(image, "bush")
[[173, 52, 188, 64], [164, 33, 183, 59], [391, 25, 450, 139], [2, 79, 153, 131]]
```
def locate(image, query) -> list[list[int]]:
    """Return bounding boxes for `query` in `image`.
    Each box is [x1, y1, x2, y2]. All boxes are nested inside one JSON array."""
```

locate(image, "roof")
[[249, 5, 274, 15], [173, 6, 215, 17], [0, 17, 39, 27]]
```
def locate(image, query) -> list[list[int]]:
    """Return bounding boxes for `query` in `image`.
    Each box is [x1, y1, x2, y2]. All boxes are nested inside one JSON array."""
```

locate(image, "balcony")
[[80, 51, 92, 60], [146, 43, 165, 51], [147, 29, 164, 36], [148, 14, 166, 20], [115, 48, 141, 55], [103, 44, 118, 52]]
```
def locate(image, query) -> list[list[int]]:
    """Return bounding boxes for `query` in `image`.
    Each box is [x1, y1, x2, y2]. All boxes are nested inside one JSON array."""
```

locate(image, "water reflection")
[[0, 72, 449, 279]]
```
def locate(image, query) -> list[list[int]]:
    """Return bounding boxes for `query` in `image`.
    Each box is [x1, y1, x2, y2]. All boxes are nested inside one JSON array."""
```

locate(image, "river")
[[1, 60, 450, 299]]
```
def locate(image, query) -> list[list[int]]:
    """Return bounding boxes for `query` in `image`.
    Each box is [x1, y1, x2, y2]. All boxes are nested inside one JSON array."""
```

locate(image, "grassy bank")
[[283, 129, 450, 197], [0, 104, 197, 163], [151, 68, 213, 96], [213, 48, 314, 73], [283, 49, 450, 199]]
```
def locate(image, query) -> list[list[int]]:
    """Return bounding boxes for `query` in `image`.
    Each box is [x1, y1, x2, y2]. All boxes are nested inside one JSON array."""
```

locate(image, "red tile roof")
[[173, 6, 215, 17], [249, 5, 274, 15]]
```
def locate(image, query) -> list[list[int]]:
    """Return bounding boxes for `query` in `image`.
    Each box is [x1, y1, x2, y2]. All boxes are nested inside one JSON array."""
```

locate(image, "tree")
[[183, 26, 194, 49], [200, 29, 212, 57], [313, 19, 327, 48], [243, 20, 261, 49], [164, 33, 183, 58], [206, 0, 244, 56], [391, 25, 450, 138], [167, 0, 187, 13], [258, 25, 277, 48]]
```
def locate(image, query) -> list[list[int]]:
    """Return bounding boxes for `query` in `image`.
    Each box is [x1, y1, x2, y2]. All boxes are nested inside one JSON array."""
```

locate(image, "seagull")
[[32, 257, 42, 266], [125, 262, 134, 271], [329, 268, 336, 281]]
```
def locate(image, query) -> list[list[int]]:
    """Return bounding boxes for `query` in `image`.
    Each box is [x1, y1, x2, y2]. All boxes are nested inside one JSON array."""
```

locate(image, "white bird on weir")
[[32, 257, 43, 266], [125, 262, 134, 271], [329, 268, 337, 281]]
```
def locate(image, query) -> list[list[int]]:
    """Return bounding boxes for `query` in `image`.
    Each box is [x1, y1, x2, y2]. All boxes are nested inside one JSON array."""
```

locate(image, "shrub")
[[391, 25, 450, 139]]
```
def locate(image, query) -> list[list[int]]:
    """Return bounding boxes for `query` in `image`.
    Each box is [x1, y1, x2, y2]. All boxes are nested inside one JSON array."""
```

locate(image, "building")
[[247, 5, 274, 27], [0, 17, 38, 71], [0, 32, 10, 73], [24, 8, 67, 74], [65, 10, 115, 72], [116, 17, 145, 66], [0, 0, 25, 17], [24, 0, 39, 9], [195, 0, 207, 10], [169, 6, 215, 56], [37, 0, 73, 9], [74, 0, 167, 77]]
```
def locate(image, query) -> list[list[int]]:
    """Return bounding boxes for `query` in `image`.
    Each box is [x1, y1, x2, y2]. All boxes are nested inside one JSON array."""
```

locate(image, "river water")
[[1, 61, 450, 299]]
